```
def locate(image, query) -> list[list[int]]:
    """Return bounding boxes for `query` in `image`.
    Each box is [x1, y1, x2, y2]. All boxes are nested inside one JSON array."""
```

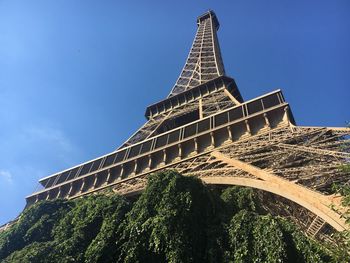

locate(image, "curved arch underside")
[[202, 151, 347, 232]]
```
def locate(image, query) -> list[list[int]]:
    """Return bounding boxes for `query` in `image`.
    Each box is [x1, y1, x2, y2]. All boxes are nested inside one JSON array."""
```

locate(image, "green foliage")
[[117, 170, 220, 263], [333, 183, 350, 223], [53, 194, 130, 263], [277, 218, 332, 263], [227, 211, 331, 263], [0, 195, 130, 263], [2, 241, 55, 263], [229, 211, 288, 263], [329, 182, 350, 262], [0, 199, 71, 261], [0, 171, 341, 262], [84, 196, 130, 263], [220, 186, 262, 217]]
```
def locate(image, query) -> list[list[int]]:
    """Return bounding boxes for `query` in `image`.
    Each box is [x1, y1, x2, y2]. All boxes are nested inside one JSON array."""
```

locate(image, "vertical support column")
[[67, 182, 74, 197], [35, 194, 40, 203], [161, 149, 167, 165], [227, 126, 233, 141], [57, 186, 62, 198], [120, 164, 124, 179], [264, 113, 271, 128], [176, 143, 183, 161], [106, 169, 112, 185], [283, 106, 290, 124], [79, 178, 86, 194], [210, 131, 215, 148], [53, 187, 60, 199], [45, 191, 51, 200], [145, 154, 152, 171], [131, 160, 138, 176], [135, 159, 139, 174], [194, 137, 199, 154], [199, 98, 204, 119], [245, 120, 251, 135], [92, 174, 98, 189]]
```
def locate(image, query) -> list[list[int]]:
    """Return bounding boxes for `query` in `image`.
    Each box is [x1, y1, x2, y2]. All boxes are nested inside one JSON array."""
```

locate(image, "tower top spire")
[[197, 10, 220, 29], [169, 10, 225, 97]]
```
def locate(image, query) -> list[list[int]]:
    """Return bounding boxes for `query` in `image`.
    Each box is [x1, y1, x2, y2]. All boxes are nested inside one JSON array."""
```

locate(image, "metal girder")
[[169, 11, 225, 96], [278, 143, 350, 159], [207, 151, 347, 232], [22, 10, 350, 242]]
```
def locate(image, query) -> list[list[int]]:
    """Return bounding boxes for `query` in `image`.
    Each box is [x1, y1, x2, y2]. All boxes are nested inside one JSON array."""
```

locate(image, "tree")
[[0, 171, 340, 262]]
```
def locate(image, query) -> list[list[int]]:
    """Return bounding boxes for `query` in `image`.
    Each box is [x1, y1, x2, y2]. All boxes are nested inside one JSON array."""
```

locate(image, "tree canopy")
[[0, 170, 347, 262]]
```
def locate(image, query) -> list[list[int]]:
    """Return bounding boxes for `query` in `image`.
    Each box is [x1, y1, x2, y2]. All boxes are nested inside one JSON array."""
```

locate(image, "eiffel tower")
[[26, 10, 350, 238]]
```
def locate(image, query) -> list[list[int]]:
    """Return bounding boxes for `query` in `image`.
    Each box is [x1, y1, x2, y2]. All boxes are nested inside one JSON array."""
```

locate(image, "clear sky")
[[0, 0, 349, 225]]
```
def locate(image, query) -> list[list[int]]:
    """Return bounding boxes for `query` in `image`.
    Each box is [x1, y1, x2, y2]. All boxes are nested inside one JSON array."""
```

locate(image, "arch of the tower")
[[196, 151, 348, 232], [114, 164, 347, 234], [201, 176, 346, 232]]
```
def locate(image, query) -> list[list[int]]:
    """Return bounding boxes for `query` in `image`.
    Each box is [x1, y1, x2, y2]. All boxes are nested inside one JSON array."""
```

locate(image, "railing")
[[38, 90, 285, 190], [145, 76, 241, 118]]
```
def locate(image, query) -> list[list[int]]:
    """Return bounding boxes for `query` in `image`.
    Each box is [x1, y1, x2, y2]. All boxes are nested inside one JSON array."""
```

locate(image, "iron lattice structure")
[[25, 11, 350, 238]]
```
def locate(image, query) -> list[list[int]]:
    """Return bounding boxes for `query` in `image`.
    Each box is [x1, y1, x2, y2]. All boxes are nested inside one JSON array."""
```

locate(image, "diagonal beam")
[[278, 143, 350, 159], [210, 151, 348, 231]]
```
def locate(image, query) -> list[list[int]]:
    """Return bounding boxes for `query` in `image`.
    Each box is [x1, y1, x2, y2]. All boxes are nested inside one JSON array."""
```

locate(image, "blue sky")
[[0, 0, 349, 225]]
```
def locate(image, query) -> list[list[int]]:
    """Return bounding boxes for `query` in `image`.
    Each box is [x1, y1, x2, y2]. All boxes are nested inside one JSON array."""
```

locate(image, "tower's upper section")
[[168, 10, 226, 97], [197, 10, 219, 29]]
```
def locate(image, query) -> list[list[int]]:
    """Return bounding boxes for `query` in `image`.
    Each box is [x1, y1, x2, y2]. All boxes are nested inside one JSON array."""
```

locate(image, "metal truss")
[[201, 90, 237, 117], [169, 11, 225, 96], [105, 124, 350, 239], [22, 10, 350, 242], [162, 125, 350, 238], [120, 81, 239, 148], [119, 10, 238, 148]]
